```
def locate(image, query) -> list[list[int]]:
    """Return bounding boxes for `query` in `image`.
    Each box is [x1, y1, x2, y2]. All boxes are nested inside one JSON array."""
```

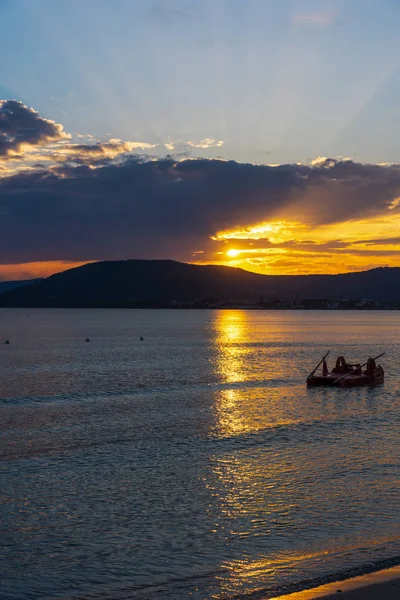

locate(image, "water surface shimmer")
[[1, 309, 399, 599]]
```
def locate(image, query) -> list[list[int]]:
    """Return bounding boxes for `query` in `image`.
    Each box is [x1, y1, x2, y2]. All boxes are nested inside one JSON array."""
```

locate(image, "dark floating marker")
[[85, 338, 90, 342], [140, 336, 144, 341], [5, 339, 9, 344]]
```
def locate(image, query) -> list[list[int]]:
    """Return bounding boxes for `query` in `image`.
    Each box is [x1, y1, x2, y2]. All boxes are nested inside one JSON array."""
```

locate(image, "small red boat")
[[307, 352, 385, 388]]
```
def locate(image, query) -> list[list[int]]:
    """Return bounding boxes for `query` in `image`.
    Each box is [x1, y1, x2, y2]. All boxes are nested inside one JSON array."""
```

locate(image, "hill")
[[0, 260, 399, 307], [0, 279, 41, 295]]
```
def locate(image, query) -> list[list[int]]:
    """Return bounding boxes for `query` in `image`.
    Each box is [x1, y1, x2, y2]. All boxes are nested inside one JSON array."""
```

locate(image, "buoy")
[[140, 336, 144, 341], [85, 338, 90, 342], [5, 339, 9, 344]]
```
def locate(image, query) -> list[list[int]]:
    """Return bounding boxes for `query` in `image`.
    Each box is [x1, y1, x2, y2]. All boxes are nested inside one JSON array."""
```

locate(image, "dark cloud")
[[352, 236, 400, 246], [2, 154, 400, 264], [279, 158, 400, 224], [0, 100, 68, 157], [62, 140, 157, 158]]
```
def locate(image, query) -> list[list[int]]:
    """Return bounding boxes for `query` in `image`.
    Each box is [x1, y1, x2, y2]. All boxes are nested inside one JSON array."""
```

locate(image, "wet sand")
[[269, 566, 400, 599]]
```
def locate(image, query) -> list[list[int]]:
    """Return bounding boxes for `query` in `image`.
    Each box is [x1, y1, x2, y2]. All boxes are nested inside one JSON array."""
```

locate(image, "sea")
[[1, 309, 399, 600]]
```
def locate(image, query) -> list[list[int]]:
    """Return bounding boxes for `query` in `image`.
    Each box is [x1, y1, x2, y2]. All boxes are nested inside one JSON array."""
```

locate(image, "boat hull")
[[307, 372, 384, 388], [307, 375, 338, 387], [338, 373, 384, 388]]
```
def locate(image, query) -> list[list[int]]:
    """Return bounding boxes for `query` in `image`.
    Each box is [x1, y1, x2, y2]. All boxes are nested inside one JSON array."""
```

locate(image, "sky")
[[2, 0, 400, 279]]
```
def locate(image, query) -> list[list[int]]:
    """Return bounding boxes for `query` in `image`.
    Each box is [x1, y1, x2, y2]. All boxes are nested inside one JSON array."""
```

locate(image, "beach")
[[271, 566, 400, 599]]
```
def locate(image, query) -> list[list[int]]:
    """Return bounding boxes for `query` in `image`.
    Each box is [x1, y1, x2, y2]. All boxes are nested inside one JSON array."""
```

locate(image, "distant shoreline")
[[1, 306, 400, 310], [1, 260, 400, 310]]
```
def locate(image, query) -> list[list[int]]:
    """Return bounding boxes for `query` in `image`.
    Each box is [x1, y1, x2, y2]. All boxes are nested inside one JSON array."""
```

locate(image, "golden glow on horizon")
[[0, 261, 88, 281], [204, 213, 400, 275], [4, 213, 400, 281]]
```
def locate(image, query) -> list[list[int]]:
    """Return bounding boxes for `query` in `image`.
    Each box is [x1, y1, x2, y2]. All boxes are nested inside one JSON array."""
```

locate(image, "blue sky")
[[1, 0, 400, 165]]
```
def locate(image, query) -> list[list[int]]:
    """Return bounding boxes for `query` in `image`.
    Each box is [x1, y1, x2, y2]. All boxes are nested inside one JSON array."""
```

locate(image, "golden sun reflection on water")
[[210, 311, 295, 438], [213, 310, 249, 384], [209, 311, 304, 597], [211, 310, 260, 437]]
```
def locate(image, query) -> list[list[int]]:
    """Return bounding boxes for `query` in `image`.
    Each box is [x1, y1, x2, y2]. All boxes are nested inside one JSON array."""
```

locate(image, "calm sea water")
[[0, 309, 399, 600]]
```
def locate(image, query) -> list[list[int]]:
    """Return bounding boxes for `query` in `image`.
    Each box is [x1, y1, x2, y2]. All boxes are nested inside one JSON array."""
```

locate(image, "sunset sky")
[[2, 0, 400, 279]]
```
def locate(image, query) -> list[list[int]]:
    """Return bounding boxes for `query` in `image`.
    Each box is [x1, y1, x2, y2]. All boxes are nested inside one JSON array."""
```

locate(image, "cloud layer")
[[2, 102, 400, 278], [2, 154, 400, 264]]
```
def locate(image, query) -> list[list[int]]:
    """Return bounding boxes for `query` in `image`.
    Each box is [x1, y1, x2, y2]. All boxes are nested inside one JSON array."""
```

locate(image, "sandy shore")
[[269, 565, 400, 599]]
